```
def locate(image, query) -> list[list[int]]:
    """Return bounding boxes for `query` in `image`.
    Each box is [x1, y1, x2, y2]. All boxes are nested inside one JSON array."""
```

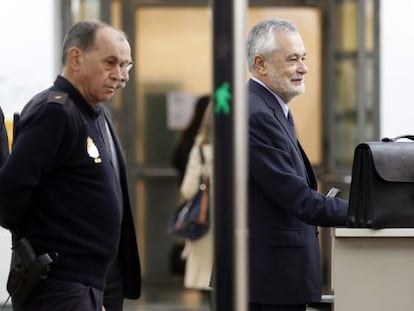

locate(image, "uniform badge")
[[87, 137, 102, 163]]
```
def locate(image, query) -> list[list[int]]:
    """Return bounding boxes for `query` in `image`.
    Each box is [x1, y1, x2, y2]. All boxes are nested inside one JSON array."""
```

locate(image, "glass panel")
[[134, 7, 212, 281], [138, 178, 179, 278], [335, 58, 357, 115], [334, 59, 356, 169], [331, 0, 378, 171], [335, 0, 358, 52], [365, 0, 375, 51], [71, 0, 100, 21], [136, 8, 212, 167], [333, 60, 376, 177]]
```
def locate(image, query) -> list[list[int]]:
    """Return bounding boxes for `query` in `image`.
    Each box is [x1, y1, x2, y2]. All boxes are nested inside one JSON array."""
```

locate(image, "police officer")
[[0, 20, 140, 311]]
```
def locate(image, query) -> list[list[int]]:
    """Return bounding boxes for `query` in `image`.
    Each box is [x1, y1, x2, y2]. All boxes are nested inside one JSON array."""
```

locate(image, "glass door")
[[121, 0, 324, 290]]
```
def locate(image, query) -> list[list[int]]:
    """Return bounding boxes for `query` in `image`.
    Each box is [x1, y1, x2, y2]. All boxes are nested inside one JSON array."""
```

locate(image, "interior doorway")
[[121, 1, 324, 292]]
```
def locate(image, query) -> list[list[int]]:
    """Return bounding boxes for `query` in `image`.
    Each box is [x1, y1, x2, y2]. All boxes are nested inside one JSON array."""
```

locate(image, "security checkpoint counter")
[[332, 228, 414, 311]]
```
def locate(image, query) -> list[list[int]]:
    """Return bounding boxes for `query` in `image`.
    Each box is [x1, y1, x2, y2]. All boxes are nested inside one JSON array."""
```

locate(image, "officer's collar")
[[53, 75, 101, 120]]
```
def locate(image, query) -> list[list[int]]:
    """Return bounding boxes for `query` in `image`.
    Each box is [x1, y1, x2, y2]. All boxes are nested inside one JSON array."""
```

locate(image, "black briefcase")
[[348, 135, 414, 228]]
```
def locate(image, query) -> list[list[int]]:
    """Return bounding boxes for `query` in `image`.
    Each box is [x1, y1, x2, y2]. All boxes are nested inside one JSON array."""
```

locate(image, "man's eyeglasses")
[[121, 62, 133, 72], [104, 59, 133, 73]]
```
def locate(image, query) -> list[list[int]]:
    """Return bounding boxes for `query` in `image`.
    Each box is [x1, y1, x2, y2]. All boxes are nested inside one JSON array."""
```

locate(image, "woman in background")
[[180, 102, 213, 295], [171, 95, 210, 185], [169, 95, 210, 276]]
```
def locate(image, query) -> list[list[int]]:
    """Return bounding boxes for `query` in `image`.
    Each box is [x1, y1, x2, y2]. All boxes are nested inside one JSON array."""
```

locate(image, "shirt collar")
[[251, 77, 290, 118]]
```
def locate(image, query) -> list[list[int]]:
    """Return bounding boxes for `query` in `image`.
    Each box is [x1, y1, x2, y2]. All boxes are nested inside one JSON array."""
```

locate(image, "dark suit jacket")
[[248, 79, 347, 305], [102, 106, 141, 299]]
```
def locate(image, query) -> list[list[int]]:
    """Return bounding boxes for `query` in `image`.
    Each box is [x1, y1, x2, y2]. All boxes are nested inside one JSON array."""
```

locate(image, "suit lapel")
[[249, 79, 315, 187], [102, 107, 126, 169], [249, 80, 301, 156]]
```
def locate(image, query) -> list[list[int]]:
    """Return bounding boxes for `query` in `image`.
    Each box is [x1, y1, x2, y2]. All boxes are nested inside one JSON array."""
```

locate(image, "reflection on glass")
[[365, 0, 375, 51], [335, 58, 357, 114], [335, 0, 358, 52], [71, 0, 100, 22], [332, 0, 378, 171]]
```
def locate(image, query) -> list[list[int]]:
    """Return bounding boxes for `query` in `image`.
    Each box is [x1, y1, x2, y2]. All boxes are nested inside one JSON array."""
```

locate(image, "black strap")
[[287, 110, 295, 134], [381, 135, 414, 142], [198, 145, 205, 164]]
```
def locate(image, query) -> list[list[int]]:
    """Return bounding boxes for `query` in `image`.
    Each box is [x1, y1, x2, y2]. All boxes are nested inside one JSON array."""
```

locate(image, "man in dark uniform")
[[0, 20, 140, 310]]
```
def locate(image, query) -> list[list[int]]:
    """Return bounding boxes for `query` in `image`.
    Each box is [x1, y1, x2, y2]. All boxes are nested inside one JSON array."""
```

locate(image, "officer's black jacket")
[[0, 76, 140, 295]]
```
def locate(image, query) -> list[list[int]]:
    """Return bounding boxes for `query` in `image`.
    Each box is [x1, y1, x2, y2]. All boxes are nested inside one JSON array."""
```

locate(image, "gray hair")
[[61, 20, 127, 65], [246, 19, 298, 73]]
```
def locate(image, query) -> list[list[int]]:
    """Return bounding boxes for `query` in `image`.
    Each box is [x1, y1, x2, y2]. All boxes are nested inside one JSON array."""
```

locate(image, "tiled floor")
[[124, 300, 209, 311], [124, 285, 209, 311], [124, 300, 328, 311], [0, 287, 209, 311], [1, 286, 330, 310], [122, 286, 331, 311]]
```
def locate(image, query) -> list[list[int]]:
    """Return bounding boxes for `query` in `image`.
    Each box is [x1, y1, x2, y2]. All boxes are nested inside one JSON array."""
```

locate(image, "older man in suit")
[[246, 19, 348, 311]]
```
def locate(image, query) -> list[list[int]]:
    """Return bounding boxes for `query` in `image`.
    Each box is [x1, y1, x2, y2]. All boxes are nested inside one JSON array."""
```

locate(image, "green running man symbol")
[[215, 82, 231, 115]]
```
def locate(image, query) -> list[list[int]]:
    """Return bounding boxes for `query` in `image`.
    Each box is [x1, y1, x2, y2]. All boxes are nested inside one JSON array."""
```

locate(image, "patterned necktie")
[[287, 110, 295, 135]]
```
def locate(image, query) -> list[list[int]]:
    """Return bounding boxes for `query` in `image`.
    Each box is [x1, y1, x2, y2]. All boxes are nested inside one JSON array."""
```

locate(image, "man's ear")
[[67, 47, 82, 71], [254, 55, 266, 75]]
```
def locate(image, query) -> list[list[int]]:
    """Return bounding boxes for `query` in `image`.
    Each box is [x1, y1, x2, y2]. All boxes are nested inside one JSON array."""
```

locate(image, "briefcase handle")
[[381, 135, 414, 142]]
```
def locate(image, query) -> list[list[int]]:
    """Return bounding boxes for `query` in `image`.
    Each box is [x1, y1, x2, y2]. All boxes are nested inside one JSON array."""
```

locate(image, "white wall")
[[0, 0, 57, 303], [0, 0, 58, 120], [380, 1, 414, 138]]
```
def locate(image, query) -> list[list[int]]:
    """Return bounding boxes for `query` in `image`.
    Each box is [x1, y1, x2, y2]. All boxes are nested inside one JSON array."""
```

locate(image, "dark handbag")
[[167, 146, 210, 240], [348, 135, 414, 228]]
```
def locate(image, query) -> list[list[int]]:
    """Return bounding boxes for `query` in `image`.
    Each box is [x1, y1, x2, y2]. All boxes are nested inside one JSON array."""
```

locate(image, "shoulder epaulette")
[[47, 91, 68, 105]]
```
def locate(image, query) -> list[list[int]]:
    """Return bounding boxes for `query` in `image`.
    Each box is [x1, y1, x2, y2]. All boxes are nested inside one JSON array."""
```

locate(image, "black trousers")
[[103, 255, 124, 311], [249, 302, 307, 311], [12, 278, 103, 311]]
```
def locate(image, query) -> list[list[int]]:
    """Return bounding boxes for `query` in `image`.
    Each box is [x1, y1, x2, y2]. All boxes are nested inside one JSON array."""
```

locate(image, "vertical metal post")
[[212, 0, 234, 310], [233, 1, 248, 311], [357, 0, 367, 141], [212, 0, 248, 310], [373, 0, 381, 139]]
